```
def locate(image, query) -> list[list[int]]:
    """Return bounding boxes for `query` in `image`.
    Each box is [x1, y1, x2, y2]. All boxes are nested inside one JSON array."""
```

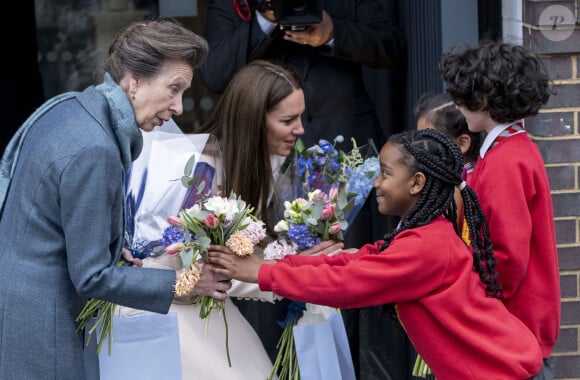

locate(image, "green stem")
[[222, 307, 231, 367]]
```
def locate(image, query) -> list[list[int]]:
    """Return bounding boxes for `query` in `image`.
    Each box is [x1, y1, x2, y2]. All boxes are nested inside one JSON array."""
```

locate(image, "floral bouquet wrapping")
[[124, 121, 223, 258], [288, 136, 380, 233], [263, 136, 377, 379], [166, 193, 267, 366], [263, 187, 355, 380], [76, 120, 224, 355]]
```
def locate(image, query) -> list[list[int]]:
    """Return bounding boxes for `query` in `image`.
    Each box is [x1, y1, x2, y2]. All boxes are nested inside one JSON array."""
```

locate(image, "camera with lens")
[[257, 0, 323, 31]]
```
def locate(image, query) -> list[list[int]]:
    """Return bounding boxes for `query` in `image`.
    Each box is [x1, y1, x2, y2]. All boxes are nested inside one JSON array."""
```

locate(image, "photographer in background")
[[199, 1, 404, 378], [201, 0, 402, 149]]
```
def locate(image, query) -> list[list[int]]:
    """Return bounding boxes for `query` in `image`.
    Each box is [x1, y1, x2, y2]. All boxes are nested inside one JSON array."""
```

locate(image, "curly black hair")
[[381, 129, 502, 323], [438, 42, 551, 123]]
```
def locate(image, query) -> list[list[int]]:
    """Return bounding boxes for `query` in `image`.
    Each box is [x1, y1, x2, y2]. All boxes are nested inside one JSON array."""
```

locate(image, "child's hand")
[[300, 240, 344, 256], [207, 244, 264, 283]]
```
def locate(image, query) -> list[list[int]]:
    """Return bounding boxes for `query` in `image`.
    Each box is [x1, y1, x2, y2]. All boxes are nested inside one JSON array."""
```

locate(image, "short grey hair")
[[105, 18, 208, 82]]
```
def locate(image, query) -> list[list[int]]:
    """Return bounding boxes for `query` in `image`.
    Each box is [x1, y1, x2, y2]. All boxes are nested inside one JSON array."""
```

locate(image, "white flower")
[[181, 204, 204, 221], [274, 220, 290, 233], [204, 196, 239, 218], [184, 203, 202, 214], [284, 208, 299, 220], [239, 215, 253, 229]]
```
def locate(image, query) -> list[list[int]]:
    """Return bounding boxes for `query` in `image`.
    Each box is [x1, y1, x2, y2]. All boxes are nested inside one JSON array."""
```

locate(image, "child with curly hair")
[[439, 41, 559, 379]]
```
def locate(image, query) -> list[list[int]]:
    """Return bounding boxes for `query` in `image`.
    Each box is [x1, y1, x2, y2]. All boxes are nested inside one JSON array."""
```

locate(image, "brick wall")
[[523, 1, 580, 378]]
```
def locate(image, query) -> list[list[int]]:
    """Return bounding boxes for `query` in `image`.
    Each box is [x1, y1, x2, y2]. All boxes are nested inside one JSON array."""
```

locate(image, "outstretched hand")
[[207, 245, 267, 284], [300, 240, 344, 256]]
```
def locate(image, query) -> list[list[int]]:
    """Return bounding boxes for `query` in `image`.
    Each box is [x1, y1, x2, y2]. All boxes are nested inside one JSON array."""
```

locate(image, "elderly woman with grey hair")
[[0, 19, 230, 380]]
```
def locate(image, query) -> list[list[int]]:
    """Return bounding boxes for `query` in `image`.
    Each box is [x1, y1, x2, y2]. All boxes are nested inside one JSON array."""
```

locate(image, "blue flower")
[[318, 139, 334, 153], [277, 301, 306, 328], [298, 156, 314, 178], [328, 158, 341, 172], [160, 226, 186, 247], [287, 223, 322, 250]]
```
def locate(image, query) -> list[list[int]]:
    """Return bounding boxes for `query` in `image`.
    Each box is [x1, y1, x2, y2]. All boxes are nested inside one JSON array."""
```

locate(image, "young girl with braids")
[[208, 129, 544, 380]]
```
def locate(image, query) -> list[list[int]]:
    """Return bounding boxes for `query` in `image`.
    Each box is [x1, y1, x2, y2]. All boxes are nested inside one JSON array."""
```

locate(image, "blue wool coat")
[[0, 85, 175, 379]]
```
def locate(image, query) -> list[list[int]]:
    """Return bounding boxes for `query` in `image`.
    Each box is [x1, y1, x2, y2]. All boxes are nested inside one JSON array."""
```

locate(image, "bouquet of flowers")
[[268, 187, 348, 254], [262, 136, 376, 379], [263, 187, 352, 380], [287, 136, 380, 231], [76, 121, 224, 356], [165, 193, 267, 366]]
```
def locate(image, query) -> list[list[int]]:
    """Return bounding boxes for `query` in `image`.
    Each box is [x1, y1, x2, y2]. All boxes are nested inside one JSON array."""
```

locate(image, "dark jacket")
[[200, 0, 403, 147]]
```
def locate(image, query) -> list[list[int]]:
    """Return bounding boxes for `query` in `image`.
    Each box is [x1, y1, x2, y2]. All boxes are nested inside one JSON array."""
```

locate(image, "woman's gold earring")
[[131, 94, 136, 101]]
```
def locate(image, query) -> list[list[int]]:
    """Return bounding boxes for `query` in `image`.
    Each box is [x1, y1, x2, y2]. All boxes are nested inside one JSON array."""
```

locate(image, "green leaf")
[[341, 198, 356, 213], [181, 175, 191, 187], [312, 222, 326, 235], [223, 207, 252, 241], [197, 236, 212, 261], [181, 248, 195, 269], [337, 190, 349, 209], [184, 154, 197, 176], [305, 216, 319, 226], [295, 138, 306, 154], [310, 201, 323, 219]]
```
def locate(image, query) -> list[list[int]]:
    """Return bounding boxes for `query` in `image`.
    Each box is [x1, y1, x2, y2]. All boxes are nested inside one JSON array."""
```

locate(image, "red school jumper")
[[258, 217, 543, 380], [468, 132, 560, 358]]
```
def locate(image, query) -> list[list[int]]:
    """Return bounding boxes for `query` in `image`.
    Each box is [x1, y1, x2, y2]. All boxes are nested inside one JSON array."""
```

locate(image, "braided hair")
[[382, 129, 502, 321]]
